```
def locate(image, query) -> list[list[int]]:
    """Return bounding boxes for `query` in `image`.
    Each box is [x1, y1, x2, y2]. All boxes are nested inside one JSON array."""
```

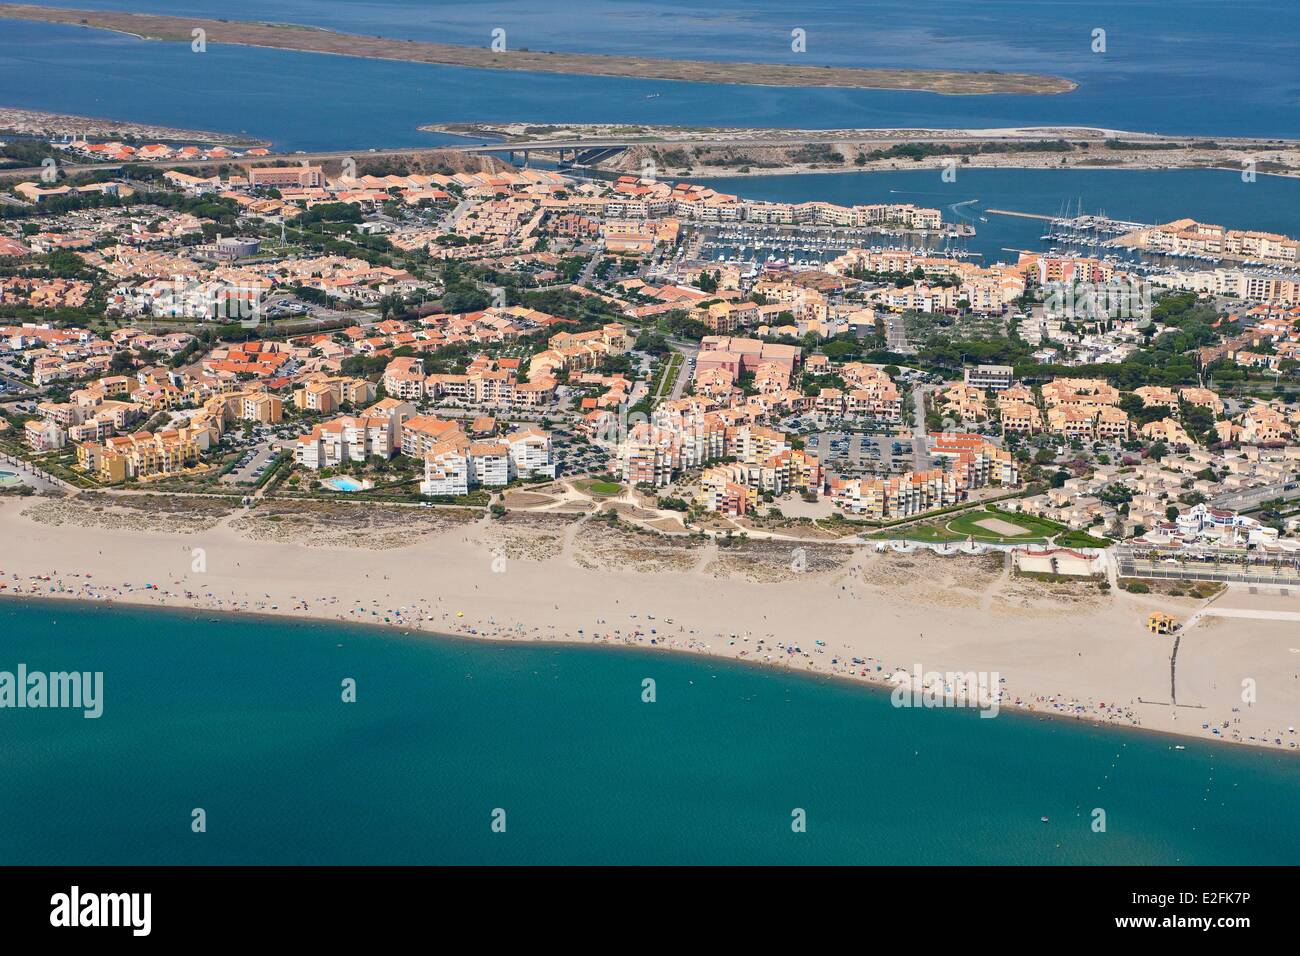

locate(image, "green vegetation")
[[945, 508, 1062, 541], [1056, 530, 1114, 549], [868, 504, 1113, 548], [648, 352, 683, 406], [856, 140, 1072, 164]]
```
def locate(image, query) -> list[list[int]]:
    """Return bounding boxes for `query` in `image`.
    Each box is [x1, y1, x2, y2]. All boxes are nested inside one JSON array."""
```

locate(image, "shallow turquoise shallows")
[[1, 600, 1297, 865]]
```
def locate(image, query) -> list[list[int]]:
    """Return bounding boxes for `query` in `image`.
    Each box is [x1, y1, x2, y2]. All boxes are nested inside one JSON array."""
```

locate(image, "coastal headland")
[[1, 493, 1294, 754], [0, 4, 1077, 95], [0, 107, 269, 147]]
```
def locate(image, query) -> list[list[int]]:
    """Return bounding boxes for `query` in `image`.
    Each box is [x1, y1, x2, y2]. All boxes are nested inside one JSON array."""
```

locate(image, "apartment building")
[[202, 388, 283, 429], [418, 426, 554, 495], [1177, 386, 1224, 415], [699, 466, 753, 517], [293, 400, 415, 469], [928, 433, 1020, 487], [291, 375, 376, 414], [964, 365, 1015, 391], [382, 356, 427, 400], [940, 384, 989, 423], [1141, 418, 1196, 446], [828, 434, 1018, 518], [420, 435, 473, 496], [400, 415, 463, 458], [1046, 404, 1131, 440], [1117, 219, 1300, 267], [506, 426, 555, 479], [830, 469, 961, 520], [24, 418, 66, 452], [76, 428, 203, 482], [1041, 377, 1122, 409], [998, 400, 1042, 434], [619, 423, 684, 488], [1134, 385, 1179, 408], [248, 165, 324, 189], [425, 369, 557, 408], [693, 426, 821, 513]]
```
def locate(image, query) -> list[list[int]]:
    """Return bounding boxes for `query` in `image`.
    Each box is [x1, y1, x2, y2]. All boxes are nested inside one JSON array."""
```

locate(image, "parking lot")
[[803, 429, 915, 476], [549, 422, 611, 477], [218, 424, 295, 484]]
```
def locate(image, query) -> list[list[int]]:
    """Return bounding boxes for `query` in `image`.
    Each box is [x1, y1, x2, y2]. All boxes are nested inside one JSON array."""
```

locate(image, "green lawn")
[[946, 509, 1058, 541], [889, 524, 964, 543], [878, 505, 1114, 548], [1056, 530, 1113, 549], [879, 507, 1056, 544], [586, 480, 623, 496]]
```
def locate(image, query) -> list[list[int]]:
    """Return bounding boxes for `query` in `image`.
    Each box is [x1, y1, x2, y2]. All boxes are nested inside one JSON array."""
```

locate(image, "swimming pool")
[[321, 476, 370, 492], [0, 470, 23, 488]]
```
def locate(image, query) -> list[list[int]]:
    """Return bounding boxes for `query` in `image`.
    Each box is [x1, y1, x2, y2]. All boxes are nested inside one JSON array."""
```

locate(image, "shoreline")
[[686, 160, 1300, 181], [5, 589, 1293, 760], [0, 4, 1076, 96], [438, 122, 1300, 180], [2, 497, 1294, 755], [0, 105, 271, 148]]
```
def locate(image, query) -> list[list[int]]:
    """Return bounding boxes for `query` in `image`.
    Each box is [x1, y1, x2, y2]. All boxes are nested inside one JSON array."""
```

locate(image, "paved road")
[[443, 198, 474, 232], [911, 384, 936, 472], [883, 314, 912, 353], [452, 130, 1236, 154], [577, 254, 601, 286]]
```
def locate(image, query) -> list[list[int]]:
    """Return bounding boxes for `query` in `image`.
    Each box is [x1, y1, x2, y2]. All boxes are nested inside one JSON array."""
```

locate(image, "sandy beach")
[[1, 494, 1296, 752]]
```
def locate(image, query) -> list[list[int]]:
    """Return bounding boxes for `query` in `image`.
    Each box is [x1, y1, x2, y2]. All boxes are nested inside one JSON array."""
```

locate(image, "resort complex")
[[1, 0, 1300, 894], [1, 151, 1297, 553]]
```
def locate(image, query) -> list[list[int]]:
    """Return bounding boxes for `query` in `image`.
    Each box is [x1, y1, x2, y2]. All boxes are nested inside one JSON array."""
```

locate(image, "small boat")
[[1040, 816, 1049, 823], [1174, 745, 1186, 750]]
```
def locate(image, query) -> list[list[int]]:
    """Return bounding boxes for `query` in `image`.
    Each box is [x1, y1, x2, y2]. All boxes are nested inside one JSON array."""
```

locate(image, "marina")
[[693, 223, 976, 268]]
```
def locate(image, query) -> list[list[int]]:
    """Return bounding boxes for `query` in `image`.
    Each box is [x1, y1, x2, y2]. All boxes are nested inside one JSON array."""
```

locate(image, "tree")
[[46, 250, 86, 278], [108, 350, 135, 374]]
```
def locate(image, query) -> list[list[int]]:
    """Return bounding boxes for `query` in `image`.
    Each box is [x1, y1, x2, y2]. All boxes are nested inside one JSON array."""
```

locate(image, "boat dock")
[[986, 208, 1054, 221], [988, 208, 1151, 235]]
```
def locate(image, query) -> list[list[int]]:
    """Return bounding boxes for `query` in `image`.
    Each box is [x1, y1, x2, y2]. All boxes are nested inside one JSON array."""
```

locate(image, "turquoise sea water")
[[1, 599, 1297, 864]]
